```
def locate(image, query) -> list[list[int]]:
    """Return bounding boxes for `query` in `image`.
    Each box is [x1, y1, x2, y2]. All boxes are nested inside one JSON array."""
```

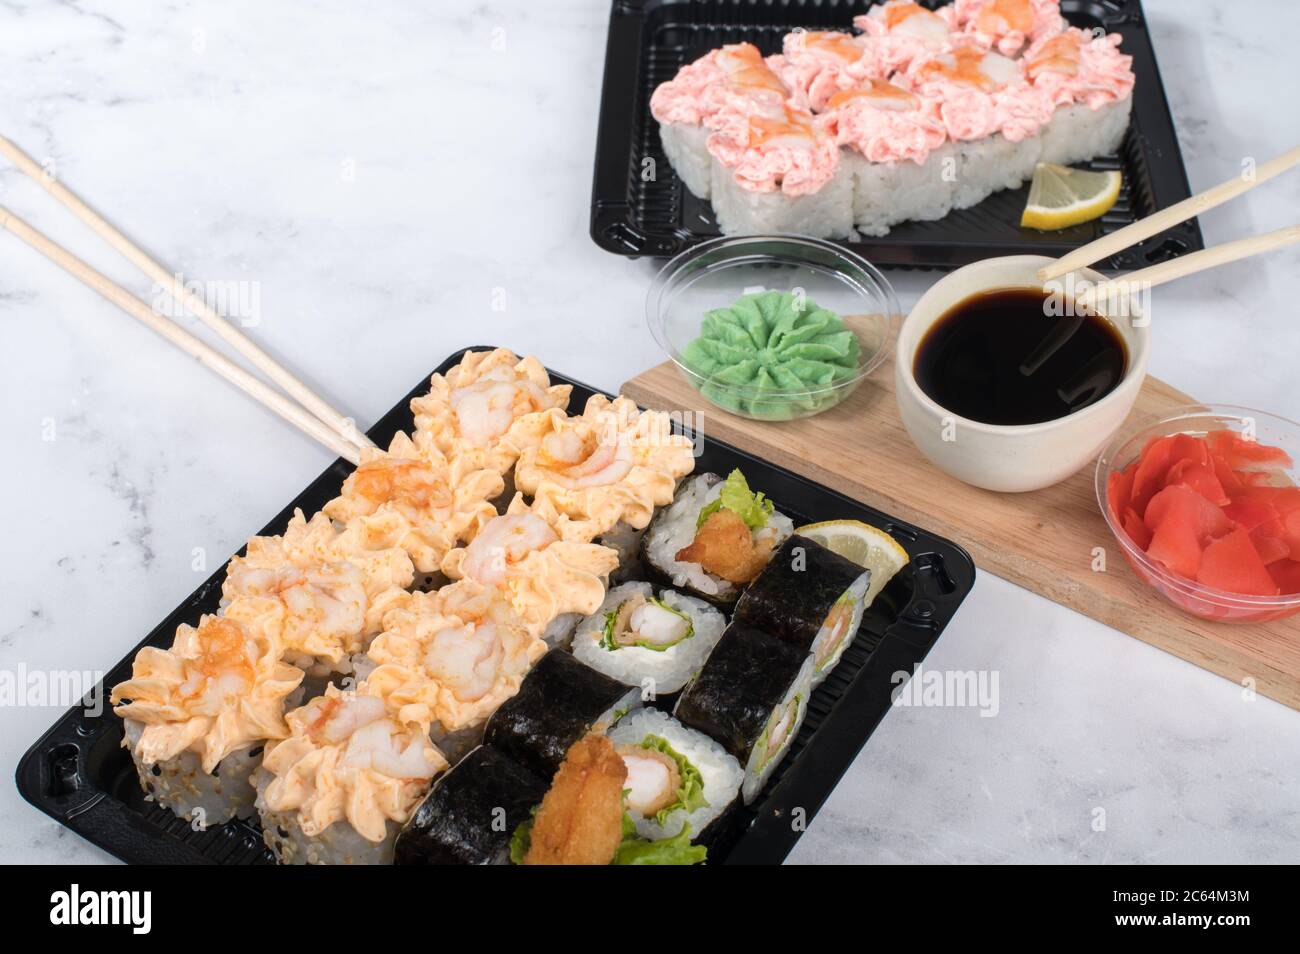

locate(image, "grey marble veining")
[[0, 0, 1296, 864]]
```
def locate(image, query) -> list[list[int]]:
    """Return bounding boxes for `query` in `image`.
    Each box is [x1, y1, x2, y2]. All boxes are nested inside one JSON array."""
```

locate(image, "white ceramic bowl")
[[894, 255, 1150, 493]]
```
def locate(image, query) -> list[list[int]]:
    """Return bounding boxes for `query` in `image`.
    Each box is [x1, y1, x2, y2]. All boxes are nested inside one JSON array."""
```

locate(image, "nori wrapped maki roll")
[[641, 471, 794, 606], [394, 745, 547, 865], [673, 624, 814, 805], [483, 649, 643, 779], [733, 534, 870, 687]]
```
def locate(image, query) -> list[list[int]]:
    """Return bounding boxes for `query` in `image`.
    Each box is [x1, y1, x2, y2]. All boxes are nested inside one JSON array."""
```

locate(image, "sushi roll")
[[394, 745, 548, 865], [409, 348, 571, 476], [483, 649, 643, 779], [321, 430, 502, 575], [706, 104, 853, 239], [608, 708, 742, 842], [817, 80, 955, 236], [513, 394, 695, 543], [571, 581, 726, 697], [733, 534, 871, 686], [1024, 28, 1134, 165], [674, 625, 814, 805], [256, 684, 448, 865], [510, 734, 708, 865], [110, 615, 304, 825], [440, 496, 621, 639], [642, 470, 794, 605], [650, 43, 792, 201]]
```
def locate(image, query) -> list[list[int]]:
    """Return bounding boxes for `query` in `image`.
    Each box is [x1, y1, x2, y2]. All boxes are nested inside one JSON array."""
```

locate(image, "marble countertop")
[[2, 0, 1297, 864]]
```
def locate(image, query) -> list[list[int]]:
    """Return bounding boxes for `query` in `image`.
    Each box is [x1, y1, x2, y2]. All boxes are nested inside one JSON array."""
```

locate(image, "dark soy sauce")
[[913, 287, 1128, 426]]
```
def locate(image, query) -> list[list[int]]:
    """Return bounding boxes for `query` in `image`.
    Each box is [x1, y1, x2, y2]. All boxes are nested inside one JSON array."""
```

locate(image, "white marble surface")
[[1, 0, 1297, 864]]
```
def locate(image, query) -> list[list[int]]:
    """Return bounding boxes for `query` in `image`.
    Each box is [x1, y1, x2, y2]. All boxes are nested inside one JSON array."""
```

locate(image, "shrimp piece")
[[457, 513, 560, 586]]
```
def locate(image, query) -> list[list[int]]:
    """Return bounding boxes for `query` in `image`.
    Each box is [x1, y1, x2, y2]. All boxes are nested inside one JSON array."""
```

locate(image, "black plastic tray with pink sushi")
[[16, 348, 974, 865], [590, 0, 1202, 270]]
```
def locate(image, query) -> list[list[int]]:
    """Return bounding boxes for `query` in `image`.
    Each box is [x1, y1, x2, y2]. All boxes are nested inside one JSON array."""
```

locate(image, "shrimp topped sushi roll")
[[244, 508, 416, 600], [1024, 27, 1134, 166], [901, 39, 1052, 206], [608, 708, 742, 844], [395, 745, 548, 865], [484, 649, 643, 780], [111, 615, 304, 825], [706, 99, 852, 239], [515, 394, 696, 543], [256, 683, 448, 865], [440, 495, 620, 640], [222, 559, 397, 679], [322, 431, 502, 574], [674, 625, 814, 805], [775, 30, 880, 111], [650, 42, 793, 200], [571, 581, 726, 697], [852, 1, 956, 75], [642, 469, 794, 606], [951, 0, 1065, 57], [364, 582, 546, 741], [819, 79, 955, 235], [410, 348, 571, 476], [733, 534, 872, 687]]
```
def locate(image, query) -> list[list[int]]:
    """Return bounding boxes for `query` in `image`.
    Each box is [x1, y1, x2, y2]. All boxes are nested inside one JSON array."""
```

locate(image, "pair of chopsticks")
[[1038, 144, 1300, 291], [0, 136, 373, 465]]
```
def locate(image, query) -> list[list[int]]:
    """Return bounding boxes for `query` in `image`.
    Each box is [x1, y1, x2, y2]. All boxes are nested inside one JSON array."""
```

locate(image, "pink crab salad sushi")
[[1025, 27, 1135, 165], [650, 42, 791, 200], [706, 102, 853, 238]]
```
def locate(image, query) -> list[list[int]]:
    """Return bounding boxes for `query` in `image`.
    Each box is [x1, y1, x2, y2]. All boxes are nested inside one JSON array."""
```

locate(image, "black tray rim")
[[15, 345, 976, 865], [588, 0, 1204, 270]]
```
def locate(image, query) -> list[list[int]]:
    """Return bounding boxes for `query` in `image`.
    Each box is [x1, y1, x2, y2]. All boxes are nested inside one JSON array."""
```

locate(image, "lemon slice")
[[796, 519, 909, 607], [1020, 163, 1121, 231]]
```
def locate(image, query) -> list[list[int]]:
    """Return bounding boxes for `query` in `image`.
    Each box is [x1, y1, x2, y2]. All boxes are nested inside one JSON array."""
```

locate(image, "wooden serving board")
[[624, 359, 1300, 711]]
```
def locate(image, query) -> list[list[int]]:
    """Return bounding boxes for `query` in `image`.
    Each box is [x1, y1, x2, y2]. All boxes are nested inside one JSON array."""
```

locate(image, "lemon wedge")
[[1020, 163, 1122, 231], [796, 519, 909, 607]]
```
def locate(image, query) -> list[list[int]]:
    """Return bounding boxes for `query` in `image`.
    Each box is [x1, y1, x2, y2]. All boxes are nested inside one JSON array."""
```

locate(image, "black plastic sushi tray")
[[590, 0, 1203, 270], [15, 347, 975, 865]]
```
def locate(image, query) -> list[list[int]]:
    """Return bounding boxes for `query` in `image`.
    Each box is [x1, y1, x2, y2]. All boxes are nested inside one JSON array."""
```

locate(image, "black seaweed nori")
[[672, 624, 806, 763], [394, 745, 546, 865], [483, 649, 639, 779], [733, 534, 870, 652]]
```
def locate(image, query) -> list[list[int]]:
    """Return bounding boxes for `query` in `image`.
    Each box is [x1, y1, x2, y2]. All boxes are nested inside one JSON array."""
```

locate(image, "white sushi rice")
[[809, 572, 870, 688], [659, 99, 1129, 236], [953, 131, 1044, 210], [644, 474, 794, 601], [572, 582, 727, 696], [1040, 96, 1131, 166], [541, 612, 582, 650], [608, 708, 743, 842], [710, 157, 855, 239], [659, 122, 713, 199], [742, 654, 814, 805], [254, 769, 402, 864], [846, 141, 961, 236], [123, 719, 260, 826]]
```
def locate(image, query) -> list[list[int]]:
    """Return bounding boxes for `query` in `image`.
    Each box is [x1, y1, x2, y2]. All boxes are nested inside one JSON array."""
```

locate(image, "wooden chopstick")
[[0, 206, 361, 465], [1090, 223, 1300, 300], [1038, 144, 1300, 282], [0, 135, 374, 454]]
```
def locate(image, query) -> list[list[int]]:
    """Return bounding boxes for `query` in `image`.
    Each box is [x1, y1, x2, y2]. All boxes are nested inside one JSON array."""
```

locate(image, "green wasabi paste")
[[680, 289, 862, 420]]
